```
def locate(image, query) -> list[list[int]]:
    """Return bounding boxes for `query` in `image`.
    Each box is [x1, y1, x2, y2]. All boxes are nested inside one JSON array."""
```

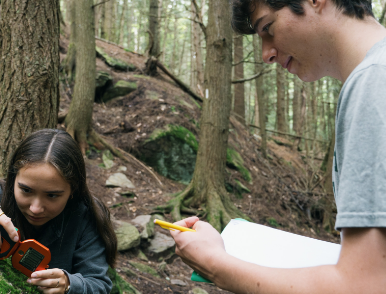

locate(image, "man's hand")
[[170, 217, 227, 281], [27, 269, 70, 294]]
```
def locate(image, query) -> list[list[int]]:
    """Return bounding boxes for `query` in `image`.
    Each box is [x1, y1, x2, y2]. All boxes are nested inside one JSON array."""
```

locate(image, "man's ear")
[[308, 0, 327, 13]]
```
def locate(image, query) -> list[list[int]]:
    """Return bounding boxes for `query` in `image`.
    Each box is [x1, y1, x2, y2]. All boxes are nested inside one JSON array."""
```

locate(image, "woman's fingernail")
[[13, 236, 19, 242], [31, 273, 37, 278], [27, 279, 31, 283]]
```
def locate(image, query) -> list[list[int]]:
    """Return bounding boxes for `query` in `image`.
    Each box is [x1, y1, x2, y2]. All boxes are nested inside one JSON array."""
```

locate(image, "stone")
[[106, 173, 135, 189], [102, 150, 114, 169], [128, 261, 160, 278], [148, 232, 175, 254], [170, 279, 187, 286], [140, 125, 198, 184], [96, 46, 136, 71], [101, 80, 137, 103], [117, 166, 127, 172], [137, 250, 148, 261], [151, 214, 165, 222], [131, 215, 154, 239], [192, 287, 209, 294], [113, 220, 140, 251]]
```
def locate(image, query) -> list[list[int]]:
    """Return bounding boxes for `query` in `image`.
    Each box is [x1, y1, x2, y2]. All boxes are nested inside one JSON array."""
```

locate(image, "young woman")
[[0, 129, 117, 294]]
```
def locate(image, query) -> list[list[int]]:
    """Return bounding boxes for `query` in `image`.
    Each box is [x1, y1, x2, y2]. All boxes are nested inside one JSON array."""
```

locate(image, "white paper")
[[221, 219, 341, 269]]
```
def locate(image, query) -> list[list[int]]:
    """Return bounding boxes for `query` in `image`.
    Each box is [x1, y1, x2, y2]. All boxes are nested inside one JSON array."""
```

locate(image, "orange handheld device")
[[0, 225, 51, 277]]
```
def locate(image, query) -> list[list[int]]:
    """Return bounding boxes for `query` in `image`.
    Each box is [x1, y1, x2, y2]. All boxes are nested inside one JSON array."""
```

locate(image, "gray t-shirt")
[[333, 36, 386, 230]]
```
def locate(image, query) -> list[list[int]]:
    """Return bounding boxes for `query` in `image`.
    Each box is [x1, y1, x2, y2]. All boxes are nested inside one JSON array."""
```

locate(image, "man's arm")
[[171, 218, 386, 294]]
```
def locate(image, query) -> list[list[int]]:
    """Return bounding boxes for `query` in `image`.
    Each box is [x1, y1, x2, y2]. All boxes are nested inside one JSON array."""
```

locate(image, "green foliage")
[[108, 267, 141, 294], [226, 148, 252, 183], [266, 217, 280, 228], [0, 258, 39, 294]]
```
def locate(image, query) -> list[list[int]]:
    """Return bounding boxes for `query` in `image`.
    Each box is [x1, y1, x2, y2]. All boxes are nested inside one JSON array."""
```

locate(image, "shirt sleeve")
[[335, 64, 386, 229], [63, 214, 112, 294]]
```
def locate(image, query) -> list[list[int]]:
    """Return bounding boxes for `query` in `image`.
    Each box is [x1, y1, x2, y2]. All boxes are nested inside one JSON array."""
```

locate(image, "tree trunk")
[[191, 0, 204, 93], [276, 64, 286, 133], [253, 34, 267, 158], [64, 0, 96, 153], [117, 0, 128, 45], [233, 34, 245, 124], [94, 1, 101, 37], [102, 0, 115, 41], [0, 0, 60, 176], [63, 0, 76, 81], [158, 0, 248, 231], [292, 75, 302, 134], [148, 0, 160, 56]]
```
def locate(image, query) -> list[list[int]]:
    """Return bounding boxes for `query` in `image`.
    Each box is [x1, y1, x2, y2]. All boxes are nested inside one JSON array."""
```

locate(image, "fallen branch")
[[152, 57, 203, 102], [92, 0, 111, 9], [232, 69, 271, 84], [249, 124, 328, 143], [95, 36, 142, 56], [90, 130, 163, 187]]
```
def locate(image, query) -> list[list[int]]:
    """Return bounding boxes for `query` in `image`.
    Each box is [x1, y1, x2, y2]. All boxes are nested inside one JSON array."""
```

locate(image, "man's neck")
[[329, 16, 386, 82]]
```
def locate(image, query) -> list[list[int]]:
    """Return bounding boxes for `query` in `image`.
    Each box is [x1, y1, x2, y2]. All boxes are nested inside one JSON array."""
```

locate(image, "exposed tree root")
[[89, 129, 163, 187], [156, 183, 250, 231]]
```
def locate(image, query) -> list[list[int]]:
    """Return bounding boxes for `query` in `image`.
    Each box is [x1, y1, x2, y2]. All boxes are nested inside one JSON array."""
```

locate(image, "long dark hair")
[[0, 129, 117, 267]]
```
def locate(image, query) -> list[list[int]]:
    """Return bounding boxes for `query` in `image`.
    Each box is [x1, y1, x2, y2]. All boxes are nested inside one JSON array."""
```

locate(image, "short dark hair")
[[1, 129, 117, 267], [231, 0, 374, 34]]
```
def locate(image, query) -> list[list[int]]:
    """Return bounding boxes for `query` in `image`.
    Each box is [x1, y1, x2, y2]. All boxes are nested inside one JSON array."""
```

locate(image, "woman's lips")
[[27, 215, 45, 222]]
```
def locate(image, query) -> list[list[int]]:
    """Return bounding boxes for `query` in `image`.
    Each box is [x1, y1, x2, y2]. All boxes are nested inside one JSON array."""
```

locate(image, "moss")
[[132, 75, 151, 80], [226, 148, 252, 183], [101, 80, 137, 103], [0, 258, 40, 294], [128, 262, 160, 278], [147, 125, 198, 152], [108, 267, 141, 294], [96, 46, 136, 71], [266, 217, 280, 228]]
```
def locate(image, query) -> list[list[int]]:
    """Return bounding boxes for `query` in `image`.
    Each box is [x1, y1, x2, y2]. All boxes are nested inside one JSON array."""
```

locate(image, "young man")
[[170, 0, 386, 293]]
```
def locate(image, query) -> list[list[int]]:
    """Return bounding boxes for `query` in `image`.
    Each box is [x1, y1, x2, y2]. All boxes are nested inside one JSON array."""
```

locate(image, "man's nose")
[[30, 198, 44, 215], [262, 41, 277, 64]]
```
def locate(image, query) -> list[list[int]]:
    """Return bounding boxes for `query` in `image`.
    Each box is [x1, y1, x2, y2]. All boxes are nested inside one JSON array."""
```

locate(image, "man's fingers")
[[173, 216, 199, 228]]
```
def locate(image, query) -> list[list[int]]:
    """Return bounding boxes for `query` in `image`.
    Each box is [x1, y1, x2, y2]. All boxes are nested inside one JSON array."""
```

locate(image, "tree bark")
[[292, 75, 302, 134], [253, 35, 267, 158], [64, 0, 96, 153], [102, 0, 115, 41], [63, 0, 76, 81], [0, 0, 60, 176], [233, 34, 245, 124], [276, 64, 286, 133], [117, 0, 128, 45], [148, 0, 160, 56], [191, 0, 204, 93], [158, 0, 248, 231]]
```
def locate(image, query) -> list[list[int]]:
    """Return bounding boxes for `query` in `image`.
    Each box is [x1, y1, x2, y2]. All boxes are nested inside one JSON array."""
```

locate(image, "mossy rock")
[[96, 71, 113, 89], [0, 258, 40, 294], [140, 125, 198, 184], [108, 267, 141, 294], [96, 46, 136, 71], [226, 148, 252, 183], [128, 262, 160, 278], [101, 80, 137, 103]]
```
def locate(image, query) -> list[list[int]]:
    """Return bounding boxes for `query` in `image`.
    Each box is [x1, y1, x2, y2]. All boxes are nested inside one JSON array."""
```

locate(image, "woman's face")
[[14, 163, 72, 228]]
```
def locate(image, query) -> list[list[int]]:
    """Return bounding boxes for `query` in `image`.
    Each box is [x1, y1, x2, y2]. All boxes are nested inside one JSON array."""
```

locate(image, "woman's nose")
[[29, 199, 44, 215], [262, 41, 277, 64]]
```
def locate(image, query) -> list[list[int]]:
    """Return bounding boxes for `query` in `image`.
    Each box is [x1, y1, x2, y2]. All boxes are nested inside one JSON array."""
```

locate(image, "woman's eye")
[[262, 22, 272, 33], [21, 187, 31, 193], [48, 194, 59, 198]]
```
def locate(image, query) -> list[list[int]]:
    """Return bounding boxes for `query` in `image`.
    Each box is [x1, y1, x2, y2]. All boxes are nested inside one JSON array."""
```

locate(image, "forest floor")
[[58, 34, 339, 294]]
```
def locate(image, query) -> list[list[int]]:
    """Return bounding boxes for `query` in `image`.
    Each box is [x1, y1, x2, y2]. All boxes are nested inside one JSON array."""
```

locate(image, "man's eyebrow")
[[253, 15, 266, 33]]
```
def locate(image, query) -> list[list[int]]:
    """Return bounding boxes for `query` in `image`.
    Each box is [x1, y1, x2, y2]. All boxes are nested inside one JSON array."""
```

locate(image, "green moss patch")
[[96, 46, 136, 71], [226, 148, 252, 183], [128, 262, 160, 278], [108, 267, 141, 294]]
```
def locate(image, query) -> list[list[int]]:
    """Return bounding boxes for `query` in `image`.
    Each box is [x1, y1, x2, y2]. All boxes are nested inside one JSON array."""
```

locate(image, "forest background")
[[0, 0, 385, 293]]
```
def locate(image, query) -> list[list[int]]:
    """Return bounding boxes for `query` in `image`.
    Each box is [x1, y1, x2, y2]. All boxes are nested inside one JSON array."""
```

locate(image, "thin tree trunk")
[[191, 0, 204, 92], [117, 0, 128, 45], [292, 75, 302, 134], [170, 16, 178, 72], [233, 34, 245, 124], [148, 0, 160, 56], [103, 0, 115, 41], [0, 0, 60, 176], [65, 0, 96, 153], [322, 127, 335, 232], [63, 0, 76, 81], [276, 64, 286, 133], [253, 34, 266, 157], [178, 38, 186, 76], [94, 1, 101, 37]]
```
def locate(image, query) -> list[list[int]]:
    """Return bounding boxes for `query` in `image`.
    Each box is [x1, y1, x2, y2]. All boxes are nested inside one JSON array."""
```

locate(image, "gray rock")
[[151, 214, 165, 222], [106, 173, 135, 189], [148, 232, 175, 254], [117, 166, 127, 171], [192, 287, 209, 294], [131, 215, 154, 239], [101, 80, 137, 103], [113, 220, 140, 251], [170, 279, 187, 286]]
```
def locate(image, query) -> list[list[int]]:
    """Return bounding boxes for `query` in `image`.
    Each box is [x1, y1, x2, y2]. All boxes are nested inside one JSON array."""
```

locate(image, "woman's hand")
[[170, 217, 227, 281], [0, 209, 19, 248], [27, 269, 70, 294]]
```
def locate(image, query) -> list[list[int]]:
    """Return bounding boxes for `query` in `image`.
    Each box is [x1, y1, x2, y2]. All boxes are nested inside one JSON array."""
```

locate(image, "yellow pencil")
[[154, 219, 196, 232]]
